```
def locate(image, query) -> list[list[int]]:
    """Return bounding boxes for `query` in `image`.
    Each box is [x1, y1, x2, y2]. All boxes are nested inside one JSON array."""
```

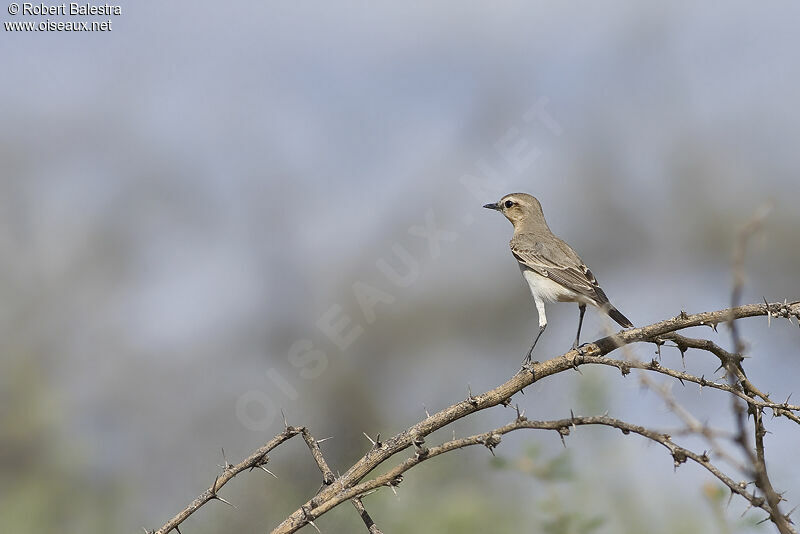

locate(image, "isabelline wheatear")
[[484, 193, 633, 363]]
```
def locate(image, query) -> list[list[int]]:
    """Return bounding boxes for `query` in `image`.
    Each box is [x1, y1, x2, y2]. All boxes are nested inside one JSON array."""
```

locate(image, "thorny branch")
[[351, 497, 384, 534], [150, 299, 799, 534], [301, 415, 777, 521], [301, 428, 336, 487], [153, 427, 302, 534], [726, 206, 793, 534]]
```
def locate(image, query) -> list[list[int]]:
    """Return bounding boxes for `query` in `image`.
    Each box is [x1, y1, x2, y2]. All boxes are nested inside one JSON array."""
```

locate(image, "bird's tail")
[[594, 287, 633, 328], [606, 306, 633, 328]]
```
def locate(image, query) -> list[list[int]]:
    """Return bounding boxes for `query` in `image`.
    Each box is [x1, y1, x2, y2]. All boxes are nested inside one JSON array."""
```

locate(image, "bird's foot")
[[522, 349, 533, 365], [521, 350, 536, 375], [571, 342, 592, 355], [520, 360, 537, 380]]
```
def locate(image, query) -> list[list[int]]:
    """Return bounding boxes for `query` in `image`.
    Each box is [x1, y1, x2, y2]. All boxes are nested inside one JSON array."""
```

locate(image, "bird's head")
[[483, 192, 545, 230]]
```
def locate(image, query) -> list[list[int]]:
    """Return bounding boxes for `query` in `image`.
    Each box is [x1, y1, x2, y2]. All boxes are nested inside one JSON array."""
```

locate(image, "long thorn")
[[215, 495, 236, 508], [259, 465, 278, 478]]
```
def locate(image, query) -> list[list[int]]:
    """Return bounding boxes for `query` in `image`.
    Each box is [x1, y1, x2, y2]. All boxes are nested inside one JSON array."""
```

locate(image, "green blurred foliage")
[[0, 354, 122, 533], [491, 443, 575, 482]]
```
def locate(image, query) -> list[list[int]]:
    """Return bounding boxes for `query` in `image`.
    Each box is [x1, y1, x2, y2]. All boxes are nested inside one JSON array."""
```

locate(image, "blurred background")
[[2, 1, 799, 533]]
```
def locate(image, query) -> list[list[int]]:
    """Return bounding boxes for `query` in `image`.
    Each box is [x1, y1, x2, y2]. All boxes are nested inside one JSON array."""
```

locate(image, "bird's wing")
[[510, 237, 604, 303]]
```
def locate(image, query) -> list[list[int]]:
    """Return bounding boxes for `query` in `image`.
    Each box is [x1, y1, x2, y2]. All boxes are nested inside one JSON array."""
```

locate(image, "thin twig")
[[352, 497, 384, 534], [661, 333, 800, 424], [302, 428, 336, 486], [155, 427, 303, 534], [728, 207, 793, 534]]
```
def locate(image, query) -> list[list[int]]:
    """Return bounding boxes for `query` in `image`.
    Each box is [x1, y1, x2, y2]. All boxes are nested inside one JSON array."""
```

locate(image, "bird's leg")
[[524, 324, 547, 364], [572, 303, 587, 350], [523, 297, 548, 368]]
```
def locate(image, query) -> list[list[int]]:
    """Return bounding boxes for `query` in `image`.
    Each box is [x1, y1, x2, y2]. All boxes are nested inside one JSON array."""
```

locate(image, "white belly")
[[522, 269, 580, 303]]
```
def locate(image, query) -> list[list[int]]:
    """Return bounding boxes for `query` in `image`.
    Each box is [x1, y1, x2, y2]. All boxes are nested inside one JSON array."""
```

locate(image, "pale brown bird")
[[484, 193, 633, 363]]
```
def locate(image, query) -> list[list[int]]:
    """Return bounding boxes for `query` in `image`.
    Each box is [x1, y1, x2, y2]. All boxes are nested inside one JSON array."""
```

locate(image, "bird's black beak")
[[483, 202, 500, 211]]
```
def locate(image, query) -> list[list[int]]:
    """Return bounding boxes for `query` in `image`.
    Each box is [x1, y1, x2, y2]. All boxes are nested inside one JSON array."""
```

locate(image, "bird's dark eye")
[[504, 200, 514, 208]]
